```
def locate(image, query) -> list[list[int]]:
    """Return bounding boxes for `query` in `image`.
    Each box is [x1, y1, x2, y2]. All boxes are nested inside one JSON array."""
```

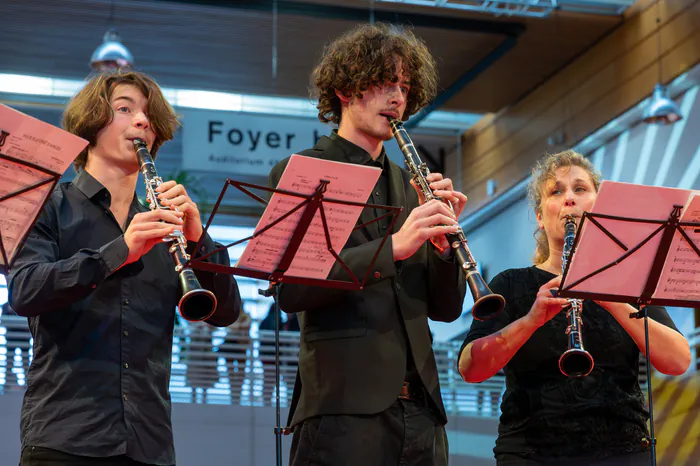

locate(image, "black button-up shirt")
[[333, 132, 390, 236], [7, 170, 241, 465], [329, 132, 423, 387]]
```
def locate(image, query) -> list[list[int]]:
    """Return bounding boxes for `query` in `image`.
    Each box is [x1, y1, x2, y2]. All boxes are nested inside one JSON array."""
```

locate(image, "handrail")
[[0, 315, 656, 417]]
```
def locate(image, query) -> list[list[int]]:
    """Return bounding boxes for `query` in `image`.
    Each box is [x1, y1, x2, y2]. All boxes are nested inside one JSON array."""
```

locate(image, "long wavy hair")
[[63, 70, 180, 172], [527, 150, 602, 264], [311, 23, 438, 124]]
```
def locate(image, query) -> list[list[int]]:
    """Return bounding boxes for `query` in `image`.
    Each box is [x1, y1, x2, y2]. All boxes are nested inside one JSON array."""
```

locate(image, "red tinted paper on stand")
[[0, 104, 88, 273], [655, 194, 700, 301], [561, 181, 700, 305], [236, 154, 381, 280]]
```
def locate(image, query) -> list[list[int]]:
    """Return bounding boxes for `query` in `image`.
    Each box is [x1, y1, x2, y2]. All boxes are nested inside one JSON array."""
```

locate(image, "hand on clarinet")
[[410, 172, 469, 254], [391, 199, 460, 261], [153, 180, 203, 242], [524, 276, 569, 329], [412, 173, 468, 215], [123, 209, 184, 265]]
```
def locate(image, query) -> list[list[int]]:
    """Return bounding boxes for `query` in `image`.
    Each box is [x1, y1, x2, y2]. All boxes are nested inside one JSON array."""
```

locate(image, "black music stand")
[[0, 131, 62, 275], [559, 205, 700, 466], [188, 178, 401, 466]]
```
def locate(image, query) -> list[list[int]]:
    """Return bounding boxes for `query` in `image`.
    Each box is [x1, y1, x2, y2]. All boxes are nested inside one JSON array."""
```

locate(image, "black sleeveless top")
[[461, 266, 681, 462]]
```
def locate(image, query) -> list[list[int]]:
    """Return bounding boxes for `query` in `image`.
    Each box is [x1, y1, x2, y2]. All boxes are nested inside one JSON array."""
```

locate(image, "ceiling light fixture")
[[90, 0, 134, 71], [642, 0, 682, 124]]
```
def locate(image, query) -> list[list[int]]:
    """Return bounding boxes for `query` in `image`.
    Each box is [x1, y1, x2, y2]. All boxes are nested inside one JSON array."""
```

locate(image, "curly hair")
[[311, 23, 438, 124], [527, 149, 602, 265], [63, 70, 180, 172]]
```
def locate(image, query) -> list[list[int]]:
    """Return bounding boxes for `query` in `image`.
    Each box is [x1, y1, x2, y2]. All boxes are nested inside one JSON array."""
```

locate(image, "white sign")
[[181, 109, 331, 176]]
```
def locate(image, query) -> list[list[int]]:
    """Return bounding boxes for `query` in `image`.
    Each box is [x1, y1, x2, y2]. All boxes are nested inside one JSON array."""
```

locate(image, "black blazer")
[[268, 134, 466, 427]]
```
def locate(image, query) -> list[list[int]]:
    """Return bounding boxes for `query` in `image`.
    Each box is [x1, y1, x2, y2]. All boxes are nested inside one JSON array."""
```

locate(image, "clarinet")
[[133, 139, 217, 322], [558, 215, 594, 377], [388, 118, 505, 321]]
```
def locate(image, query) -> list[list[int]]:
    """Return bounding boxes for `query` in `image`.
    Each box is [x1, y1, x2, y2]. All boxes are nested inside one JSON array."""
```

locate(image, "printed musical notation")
[[666, 278, 700, 286], [0, 105, 88, 269], [325, 206, 355, 216], [236, 154, 381, 280], [0, 163, 53, 264], [673, 257, 700, 265], [0, 104, 87, 174], [656, 193, 700, 301], [669, 267, 700, 275]]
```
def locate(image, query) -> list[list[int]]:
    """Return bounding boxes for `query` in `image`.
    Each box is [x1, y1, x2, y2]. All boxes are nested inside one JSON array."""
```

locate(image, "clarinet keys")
[[558, 215, 594, 377], [387, 118, 505, 321]]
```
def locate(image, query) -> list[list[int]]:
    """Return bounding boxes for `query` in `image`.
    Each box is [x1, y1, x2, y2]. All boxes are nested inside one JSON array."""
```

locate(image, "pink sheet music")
[[654, 194, 700, 301], [565, 181, 698, 300], [0, 104, 88, 267], [236, 154, 381, 280]]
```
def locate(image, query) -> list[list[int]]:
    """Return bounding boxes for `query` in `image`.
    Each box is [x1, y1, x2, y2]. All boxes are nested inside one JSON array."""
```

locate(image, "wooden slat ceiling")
[[1, 0, 622, 115]]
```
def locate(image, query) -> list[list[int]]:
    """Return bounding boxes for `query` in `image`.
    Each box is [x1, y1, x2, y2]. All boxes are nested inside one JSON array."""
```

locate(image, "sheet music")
[[0, 104, 85, 173], [564, 181, 696, 299], [0, 104, 88, 268], [237, 153, 381, 280], [654, 193, 700, 301]]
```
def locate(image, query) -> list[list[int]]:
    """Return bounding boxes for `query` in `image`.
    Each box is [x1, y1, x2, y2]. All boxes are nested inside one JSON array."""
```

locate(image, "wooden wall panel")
[[457, 0, 700, 217], [653, 372, 700, 464]]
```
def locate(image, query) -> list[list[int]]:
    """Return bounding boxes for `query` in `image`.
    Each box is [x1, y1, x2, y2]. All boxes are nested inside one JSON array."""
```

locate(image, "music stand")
[[558, 182, 700, 466], [0, 134, 63, 275], [188, 178, 401, 466]]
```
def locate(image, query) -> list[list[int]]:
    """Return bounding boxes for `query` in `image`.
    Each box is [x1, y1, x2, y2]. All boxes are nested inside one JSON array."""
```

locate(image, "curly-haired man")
[[269, 23, 468, 465]]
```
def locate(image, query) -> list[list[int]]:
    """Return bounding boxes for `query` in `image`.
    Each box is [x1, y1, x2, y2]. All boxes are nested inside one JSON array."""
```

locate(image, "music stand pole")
[[189, 177, 401, 466], [631, 306, 656, 466], [644, 308, 657, 466], [560, 204, 700, 466], [259, 283, 283, 466]]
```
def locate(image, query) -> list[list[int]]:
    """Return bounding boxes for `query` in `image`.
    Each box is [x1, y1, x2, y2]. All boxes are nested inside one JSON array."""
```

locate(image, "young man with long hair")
[[269, 23, 468, 465], [9, 70, 242, 466]]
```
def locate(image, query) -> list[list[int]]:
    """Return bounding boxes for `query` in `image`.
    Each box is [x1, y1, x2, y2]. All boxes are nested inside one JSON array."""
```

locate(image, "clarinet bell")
[[177, 267, 218, 322], [468, 272, 506, 321], [559, 348, 594, 378]]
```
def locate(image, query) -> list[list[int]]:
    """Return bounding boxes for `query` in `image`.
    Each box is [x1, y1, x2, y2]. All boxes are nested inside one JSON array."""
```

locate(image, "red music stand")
[[0, 134, 63, 275], [558, 181, 700, 466], [188, 177, 401, 466]]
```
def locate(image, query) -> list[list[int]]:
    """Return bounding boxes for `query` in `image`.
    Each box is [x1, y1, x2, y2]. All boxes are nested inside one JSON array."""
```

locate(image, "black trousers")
[[497, 450, 651, 466], [289, 399, 449, 466], [19, 446, 157, 466]]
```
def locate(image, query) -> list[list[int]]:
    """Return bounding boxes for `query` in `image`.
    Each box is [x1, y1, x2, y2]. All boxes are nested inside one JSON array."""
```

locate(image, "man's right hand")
[[391, 199, 460, 261], [122, 210, 184, 266], [524, 276, 569, 329]]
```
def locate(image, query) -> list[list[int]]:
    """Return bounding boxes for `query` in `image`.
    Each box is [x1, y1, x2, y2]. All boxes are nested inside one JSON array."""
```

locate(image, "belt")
[[398, 381, 427, 405]]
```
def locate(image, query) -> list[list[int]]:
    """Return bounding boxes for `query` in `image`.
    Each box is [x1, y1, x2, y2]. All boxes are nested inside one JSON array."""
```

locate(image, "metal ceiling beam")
[[378, 0, 558, 19], [149, 0, 526, 36], [558, 0, 635, 15], [376, 0, 635, 17], [404, 34, 519, 129], [148, 0, 526, 124]]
